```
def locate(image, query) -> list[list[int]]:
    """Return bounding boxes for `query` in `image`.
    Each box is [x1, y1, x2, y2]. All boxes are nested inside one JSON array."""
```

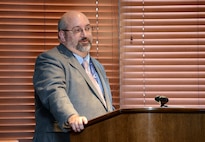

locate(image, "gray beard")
[[76, 42, 91, 52]]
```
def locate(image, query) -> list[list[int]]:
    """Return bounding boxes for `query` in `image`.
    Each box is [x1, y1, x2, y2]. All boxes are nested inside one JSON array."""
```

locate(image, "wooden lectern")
[[70, 108, 205, 142]]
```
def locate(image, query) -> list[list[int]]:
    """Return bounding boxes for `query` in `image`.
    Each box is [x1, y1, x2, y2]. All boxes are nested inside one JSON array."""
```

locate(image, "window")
[[120, 0, 205, 108]]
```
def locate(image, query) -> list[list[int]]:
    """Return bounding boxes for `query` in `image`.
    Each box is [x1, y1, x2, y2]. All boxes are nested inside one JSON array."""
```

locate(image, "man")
[[33, 11, 114, 142]]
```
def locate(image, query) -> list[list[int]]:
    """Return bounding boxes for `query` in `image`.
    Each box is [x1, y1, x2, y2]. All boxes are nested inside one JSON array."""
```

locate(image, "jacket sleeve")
[[33, 51, 78, 132]]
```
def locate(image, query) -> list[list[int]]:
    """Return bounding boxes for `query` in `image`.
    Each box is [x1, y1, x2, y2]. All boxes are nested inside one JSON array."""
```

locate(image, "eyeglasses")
[[62, 25, 92, 34]]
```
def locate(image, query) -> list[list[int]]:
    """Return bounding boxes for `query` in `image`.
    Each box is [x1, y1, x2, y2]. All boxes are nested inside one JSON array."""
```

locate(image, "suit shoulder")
[[37, 44, 73, 61]]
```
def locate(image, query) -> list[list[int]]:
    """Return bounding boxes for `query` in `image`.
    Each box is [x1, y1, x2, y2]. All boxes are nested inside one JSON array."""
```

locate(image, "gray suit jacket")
[[33, 44, 114, 142]]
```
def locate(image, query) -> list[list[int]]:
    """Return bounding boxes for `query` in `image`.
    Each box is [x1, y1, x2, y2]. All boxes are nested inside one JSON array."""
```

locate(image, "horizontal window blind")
[[120, 0, 205, 108], [0, 0, 119, 141]]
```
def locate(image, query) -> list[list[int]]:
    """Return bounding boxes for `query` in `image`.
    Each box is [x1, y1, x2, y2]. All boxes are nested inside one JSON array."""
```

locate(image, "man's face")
[[64, 14, 93, 54]]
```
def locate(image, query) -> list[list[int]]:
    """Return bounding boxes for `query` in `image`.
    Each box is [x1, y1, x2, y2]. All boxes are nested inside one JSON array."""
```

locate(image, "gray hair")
[[58, 17, 67, 31]]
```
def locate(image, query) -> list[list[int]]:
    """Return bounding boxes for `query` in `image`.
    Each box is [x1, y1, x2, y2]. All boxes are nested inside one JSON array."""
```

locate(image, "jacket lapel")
[[91, 58, 112, 111]]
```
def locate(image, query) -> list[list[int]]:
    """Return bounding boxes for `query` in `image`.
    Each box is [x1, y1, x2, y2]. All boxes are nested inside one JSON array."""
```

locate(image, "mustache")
[[79, 37, 90, 42], [81, 37, 87, 40]]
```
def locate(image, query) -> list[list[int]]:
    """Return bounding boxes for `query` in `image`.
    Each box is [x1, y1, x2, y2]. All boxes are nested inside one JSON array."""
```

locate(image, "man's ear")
[[58, 31, 66, 42]]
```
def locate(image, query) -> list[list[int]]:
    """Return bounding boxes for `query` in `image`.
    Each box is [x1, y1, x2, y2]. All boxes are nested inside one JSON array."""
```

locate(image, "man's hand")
[[68, 114, 88, 132]]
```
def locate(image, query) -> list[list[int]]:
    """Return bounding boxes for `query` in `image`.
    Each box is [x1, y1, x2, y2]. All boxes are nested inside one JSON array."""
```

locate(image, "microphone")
[[155, 95, 169, 107]]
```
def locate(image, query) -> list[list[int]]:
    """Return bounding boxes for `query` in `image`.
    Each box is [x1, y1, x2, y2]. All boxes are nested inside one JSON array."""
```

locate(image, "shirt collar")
[[73, 53, 90, 65]]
